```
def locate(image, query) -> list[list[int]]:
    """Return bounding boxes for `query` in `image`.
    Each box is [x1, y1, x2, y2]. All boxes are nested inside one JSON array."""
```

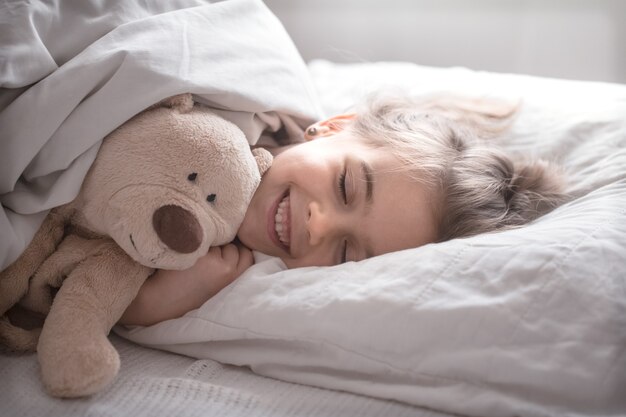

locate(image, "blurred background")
[[264, 0, 626, 84]]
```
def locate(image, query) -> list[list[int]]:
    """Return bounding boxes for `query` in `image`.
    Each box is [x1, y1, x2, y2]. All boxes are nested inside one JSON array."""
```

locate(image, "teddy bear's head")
[[77, 94, 271, 270]]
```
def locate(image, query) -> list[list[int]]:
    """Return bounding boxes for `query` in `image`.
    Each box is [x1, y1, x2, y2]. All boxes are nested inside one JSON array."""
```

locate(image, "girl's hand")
[[119, 243, 254, 326], [191, 243, 254, 294]]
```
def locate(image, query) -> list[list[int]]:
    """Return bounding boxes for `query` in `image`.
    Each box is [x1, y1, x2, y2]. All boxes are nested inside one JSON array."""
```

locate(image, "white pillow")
[[117, 62, 626, 417]]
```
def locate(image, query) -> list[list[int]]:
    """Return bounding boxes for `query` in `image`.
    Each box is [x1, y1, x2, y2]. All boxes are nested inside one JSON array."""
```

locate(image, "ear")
[[148, 93, 194, 113], [251, 148, 273, 176], [304, 113, 356, 141]]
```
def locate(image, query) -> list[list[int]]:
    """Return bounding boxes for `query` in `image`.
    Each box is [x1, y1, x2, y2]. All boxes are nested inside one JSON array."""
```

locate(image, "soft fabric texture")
[[118, 61, 626, 417], [0, 93, 272, 398], [0, 334, 444, 417], [0, 0, 321, 270]]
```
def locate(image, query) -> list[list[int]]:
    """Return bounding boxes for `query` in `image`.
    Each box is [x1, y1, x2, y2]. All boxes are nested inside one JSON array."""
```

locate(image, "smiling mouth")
[[275, 194, 291, 246], [269, 190, 291, 254]]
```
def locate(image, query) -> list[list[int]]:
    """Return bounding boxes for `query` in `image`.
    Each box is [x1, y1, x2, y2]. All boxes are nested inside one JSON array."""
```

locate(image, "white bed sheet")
[[1, 334, 447, 417], [118, 61, 626, 417], [3, 60, 625, 417], [1, 3, 625, 414]]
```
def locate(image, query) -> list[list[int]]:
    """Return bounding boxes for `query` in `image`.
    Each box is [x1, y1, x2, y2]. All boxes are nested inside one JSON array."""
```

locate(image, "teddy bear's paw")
[[0, 316, 40, 352], [39, 335, 120, 398]]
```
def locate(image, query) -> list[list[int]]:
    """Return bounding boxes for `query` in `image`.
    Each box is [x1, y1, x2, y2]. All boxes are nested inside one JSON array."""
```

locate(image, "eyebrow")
[[360, 160, 375, 259]]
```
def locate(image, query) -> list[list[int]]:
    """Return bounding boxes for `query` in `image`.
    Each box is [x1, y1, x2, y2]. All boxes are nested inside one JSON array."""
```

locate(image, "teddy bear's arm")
[[0, 205, 72, 317], [0, 205, 75, 351], [37, 239, 153, 397], [0, 235, 118, 353], [19, 235, 113, 316]]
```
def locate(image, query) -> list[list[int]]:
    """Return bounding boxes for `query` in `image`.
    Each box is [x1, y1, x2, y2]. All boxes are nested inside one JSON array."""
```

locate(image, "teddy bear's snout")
[[152, 205, 203, 254]]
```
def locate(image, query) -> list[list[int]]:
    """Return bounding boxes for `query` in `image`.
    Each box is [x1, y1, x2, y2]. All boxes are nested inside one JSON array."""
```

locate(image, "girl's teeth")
[[275, 195, 290, 246]]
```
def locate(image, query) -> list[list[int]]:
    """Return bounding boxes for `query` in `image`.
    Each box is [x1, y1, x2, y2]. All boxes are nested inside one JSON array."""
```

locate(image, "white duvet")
[[0, 0, 321, 269], [118, 62, 626, 417], [2, 1, 625, 415]]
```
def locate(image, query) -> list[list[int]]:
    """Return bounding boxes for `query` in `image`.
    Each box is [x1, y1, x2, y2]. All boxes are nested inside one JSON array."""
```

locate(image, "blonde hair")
[[348, 94, 567, 241]]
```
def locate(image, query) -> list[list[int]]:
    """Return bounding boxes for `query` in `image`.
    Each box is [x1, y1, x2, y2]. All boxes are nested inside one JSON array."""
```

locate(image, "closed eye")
[[338, 167, 347, 204]]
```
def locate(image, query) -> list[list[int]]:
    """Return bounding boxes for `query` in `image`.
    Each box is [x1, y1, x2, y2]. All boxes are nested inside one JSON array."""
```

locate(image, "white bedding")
[[0, 0, 321, 269], [2, 334, 445, 417], [2, 2, 626, 416], [118, 62, 626, 417]]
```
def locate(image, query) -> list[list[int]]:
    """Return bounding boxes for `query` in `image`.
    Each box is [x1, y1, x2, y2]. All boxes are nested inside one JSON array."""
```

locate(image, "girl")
[[120, 94, 566, 326]]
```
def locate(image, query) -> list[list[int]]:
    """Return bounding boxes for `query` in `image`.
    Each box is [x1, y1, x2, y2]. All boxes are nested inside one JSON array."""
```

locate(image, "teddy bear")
[[0, 93, 272, 397]]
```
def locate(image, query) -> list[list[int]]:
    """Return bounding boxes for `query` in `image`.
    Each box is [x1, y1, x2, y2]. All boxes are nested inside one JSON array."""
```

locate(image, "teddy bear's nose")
[[152, 205, 202, 254]]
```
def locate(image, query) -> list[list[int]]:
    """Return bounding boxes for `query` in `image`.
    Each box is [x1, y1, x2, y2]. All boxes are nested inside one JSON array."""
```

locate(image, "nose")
[[307, 201, 341, 247], [152, 205, 203, 253]]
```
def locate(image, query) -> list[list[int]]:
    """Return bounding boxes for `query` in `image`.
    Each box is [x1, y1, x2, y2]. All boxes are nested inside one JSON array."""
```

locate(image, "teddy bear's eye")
[[188, 173, 197, 182], [207, 194, 217, 203]]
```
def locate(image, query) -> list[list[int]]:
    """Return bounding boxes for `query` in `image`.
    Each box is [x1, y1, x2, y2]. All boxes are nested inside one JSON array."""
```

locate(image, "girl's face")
[[237, 130, 439, 268]]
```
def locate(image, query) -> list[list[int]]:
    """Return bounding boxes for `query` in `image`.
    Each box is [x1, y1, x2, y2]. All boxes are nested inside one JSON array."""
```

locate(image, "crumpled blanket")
[[118, 61, 626, 417], [0, 0, 322, 269]]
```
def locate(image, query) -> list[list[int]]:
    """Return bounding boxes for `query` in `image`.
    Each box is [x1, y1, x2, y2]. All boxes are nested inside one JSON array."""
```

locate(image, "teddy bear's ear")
[[148, 93, 194, 113], [251, 148, 273, 176]]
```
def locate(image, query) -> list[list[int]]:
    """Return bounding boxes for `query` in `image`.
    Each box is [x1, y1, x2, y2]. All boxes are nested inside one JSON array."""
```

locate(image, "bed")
[[1, 1, 625, 417]]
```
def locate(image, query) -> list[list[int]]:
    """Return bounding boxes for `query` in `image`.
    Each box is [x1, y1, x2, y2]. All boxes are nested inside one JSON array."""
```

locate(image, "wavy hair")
[[348, 94, 567, 241]]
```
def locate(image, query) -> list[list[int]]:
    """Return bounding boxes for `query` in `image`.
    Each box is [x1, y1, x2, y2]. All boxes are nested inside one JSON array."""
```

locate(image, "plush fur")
[[0, 94, 272, 397]]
